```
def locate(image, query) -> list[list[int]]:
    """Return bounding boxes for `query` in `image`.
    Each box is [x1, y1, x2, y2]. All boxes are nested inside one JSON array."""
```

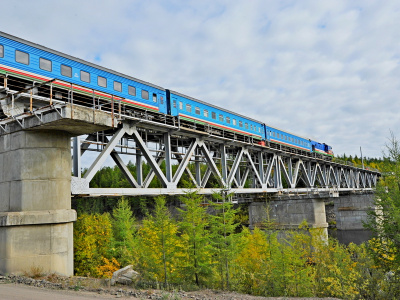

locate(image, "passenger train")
[[0, 31, 333, 158]]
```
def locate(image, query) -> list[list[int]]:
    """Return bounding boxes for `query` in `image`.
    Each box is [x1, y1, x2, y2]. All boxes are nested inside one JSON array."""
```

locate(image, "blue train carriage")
[[265, 125, 312, 152], [0, 31, 167, 115], [167, 90, 265, 142], [310, 140, 334, 158]]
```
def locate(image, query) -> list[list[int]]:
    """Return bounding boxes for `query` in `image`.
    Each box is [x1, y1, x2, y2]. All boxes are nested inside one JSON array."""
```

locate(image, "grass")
[[23, 265, 44, 279]]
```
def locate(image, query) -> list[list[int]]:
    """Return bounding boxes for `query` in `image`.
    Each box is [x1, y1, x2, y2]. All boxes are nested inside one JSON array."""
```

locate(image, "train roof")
[[168, 89, 264, 124], [0, 31, 165, 91]]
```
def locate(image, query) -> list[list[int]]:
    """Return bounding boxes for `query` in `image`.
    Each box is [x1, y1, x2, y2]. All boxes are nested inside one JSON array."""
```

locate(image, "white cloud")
[[1, 0, 400, 158]]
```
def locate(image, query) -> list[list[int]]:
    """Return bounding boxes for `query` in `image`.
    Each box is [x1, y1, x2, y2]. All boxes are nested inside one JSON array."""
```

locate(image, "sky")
[[1, 0, 399, 159]]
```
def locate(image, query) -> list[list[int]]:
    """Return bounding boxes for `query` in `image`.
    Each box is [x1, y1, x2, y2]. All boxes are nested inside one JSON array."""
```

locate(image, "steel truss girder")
[[71, 123, 380, 196]]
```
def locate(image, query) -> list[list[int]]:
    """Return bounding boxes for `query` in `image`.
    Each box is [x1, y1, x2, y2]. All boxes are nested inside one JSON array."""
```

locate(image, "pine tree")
[[178, 191, 213, 286], [209, 192, 239, 290], [233, 227, 269, 295], [138, 195, 182, 286], [112, 197, 137, 267], [366, 131, 400, 272]]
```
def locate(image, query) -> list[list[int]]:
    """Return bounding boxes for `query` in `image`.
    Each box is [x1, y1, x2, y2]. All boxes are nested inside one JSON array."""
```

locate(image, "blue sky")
[[2, 0, 400, 158]]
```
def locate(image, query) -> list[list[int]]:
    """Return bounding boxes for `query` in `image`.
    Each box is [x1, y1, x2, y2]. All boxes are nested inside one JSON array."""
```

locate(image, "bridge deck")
[[0, 76, 380, 198]]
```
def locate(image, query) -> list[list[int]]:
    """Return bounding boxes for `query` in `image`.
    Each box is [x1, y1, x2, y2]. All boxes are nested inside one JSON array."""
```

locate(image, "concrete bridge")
[[0, 77, 380, 275]]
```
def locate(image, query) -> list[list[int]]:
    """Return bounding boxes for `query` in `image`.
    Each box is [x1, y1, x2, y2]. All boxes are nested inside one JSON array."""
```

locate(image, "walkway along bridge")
[[0, 75, 380, 275]]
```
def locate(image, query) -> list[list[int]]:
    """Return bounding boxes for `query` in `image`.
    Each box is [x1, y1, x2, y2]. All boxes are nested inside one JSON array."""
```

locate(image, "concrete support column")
[[334, 193, 374, 244], [249, 198, 328, 240], [0, 130, 76, 275]]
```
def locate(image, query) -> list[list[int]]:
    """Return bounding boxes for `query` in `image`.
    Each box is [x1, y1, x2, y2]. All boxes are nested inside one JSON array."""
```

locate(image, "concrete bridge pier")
[[249, 197, 329, 240], [334, 193, 375, 244], [0, 130, 76, 276]]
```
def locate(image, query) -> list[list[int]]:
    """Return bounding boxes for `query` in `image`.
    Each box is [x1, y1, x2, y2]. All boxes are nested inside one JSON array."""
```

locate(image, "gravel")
[[0, 274, 342, 300]]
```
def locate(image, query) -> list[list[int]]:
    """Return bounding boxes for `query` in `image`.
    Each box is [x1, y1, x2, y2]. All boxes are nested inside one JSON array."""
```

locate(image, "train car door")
[[157, 92, 167, 114], [170, 96, 179, 116]]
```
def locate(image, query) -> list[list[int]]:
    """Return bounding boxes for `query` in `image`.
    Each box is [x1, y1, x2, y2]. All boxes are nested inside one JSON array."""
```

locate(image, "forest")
[[72, 137, 400, 299]]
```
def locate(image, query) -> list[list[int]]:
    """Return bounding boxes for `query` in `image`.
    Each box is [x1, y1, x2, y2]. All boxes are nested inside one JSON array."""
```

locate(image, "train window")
[[15, 50, 29, 65], [98, 76, 107, 88], [142, 90, 149, 100], [226, 117, 230, 124], [212, 112, 216, 119], [186, 104, 191, 112], [153, 93, 157, 102], [81, 70, 90, 83], [245, 123, 249, 129], [204, 109, 208, 117], [179, 101, 183, 110], [160, 96, 164, 104], [233, 119, 236, 126], [239, 121, 243, 127], [39, 58, 52, 71], [258, 127, 261, 133], [195, 107, 200, 115], [173, 100, 177, 108], [128, 86, 136, 96], [114, 81, 122, 92], [0, 45, 3, 58], [250, 125, 253, 131], [61, 65, 72, 77], [219, 114, 223, 122]]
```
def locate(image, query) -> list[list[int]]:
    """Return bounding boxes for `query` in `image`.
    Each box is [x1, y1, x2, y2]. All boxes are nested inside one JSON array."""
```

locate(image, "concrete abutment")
[[0, 130, 76, 276]]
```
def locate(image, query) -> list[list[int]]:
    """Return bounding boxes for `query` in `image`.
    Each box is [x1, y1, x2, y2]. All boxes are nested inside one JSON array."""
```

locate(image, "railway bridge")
[[0, 76, 380, 275]]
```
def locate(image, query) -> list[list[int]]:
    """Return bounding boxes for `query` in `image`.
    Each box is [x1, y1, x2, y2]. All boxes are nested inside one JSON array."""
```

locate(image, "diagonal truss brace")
[[84, 127, 126, 182]]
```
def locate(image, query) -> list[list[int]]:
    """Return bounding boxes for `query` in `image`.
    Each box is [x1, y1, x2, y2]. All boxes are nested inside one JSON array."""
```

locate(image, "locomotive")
[[0, 31, 333, 159]]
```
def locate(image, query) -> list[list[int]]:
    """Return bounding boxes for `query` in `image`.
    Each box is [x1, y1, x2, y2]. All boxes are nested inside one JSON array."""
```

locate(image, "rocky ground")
[[0, 274, 342, 300]]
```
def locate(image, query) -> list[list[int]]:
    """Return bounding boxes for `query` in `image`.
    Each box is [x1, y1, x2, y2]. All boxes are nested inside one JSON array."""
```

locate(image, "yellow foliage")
[[74, 213, 114, 277], [368, 238, 397, 269], [98, 257, 121, 278], [137, 215, 185, 283], [313, 240, 360, 299]]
